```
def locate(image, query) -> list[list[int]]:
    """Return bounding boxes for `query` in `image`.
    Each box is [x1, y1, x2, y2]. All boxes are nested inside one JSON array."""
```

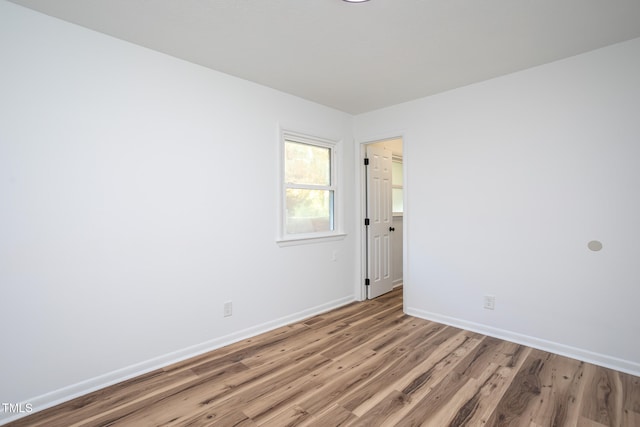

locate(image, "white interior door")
[[366, 144, 394, 299]]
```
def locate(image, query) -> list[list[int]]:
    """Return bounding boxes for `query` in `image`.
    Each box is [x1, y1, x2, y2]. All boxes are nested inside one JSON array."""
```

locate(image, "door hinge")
[[364, 158, 369, 166], [364, 218, 370, 226], [365, 278, 370, 287]]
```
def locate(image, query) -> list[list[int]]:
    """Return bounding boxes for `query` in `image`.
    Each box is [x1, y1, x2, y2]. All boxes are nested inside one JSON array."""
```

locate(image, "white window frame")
[[277, 129, 345, 246]]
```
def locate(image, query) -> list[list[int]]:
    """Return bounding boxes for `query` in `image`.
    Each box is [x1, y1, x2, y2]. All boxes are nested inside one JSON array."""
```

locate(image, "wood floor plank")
[[527, 355, 587, 427], [6, 286, 640, 427], [485, 348, 550, 426], [325, 327, 438, 415], [255, 405, 312, 427], [297, 404, 356, 427], [578, 416, 609, 427], [393, 345, 531, 426], [350, 332, 485, 425], [444, 340, 532, 426], [581, 365, 625, 427], [101, 362, 254, 426], [414, 362, 501, 426], [338, 325, 463, 415], [450, 363, 529, 426], [393, 370, 470, 427], [622, 409, 640, 427], [240, 336, 382, 422], [622, 370, 640, 413], [453, 336, 525, 379], [395, 331, 480, 398], [192, 354, 330, 425]]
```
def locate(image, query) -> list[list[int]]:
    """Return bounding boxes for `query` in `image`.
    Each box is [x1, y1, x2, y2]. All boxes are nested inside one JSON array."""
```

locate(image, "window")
[[392, 156, 403, 214], [279, 131, 343, 244]]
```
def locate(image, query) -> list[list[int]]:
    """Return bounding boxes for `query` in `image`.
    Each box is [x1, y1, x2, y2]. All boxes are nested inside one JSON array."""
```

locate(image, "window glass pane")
[[392, 161, 403, 186], [285, 141, 331, 186], [392, 188, 403, 213], [286, 189, 334, 234]]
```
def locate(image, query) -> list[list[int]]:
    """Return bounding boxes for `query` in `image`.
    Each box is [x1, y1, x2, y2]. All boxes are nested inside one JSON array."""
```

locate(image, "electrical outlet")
[[483, 295, 495, 310], [224, 301, 233, 317]]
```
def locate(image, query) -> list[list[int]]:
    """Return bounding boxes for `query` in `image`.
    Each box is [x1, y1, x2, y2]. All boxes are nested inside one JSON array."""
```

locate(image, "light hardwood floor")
[[7, 287, 640, 426]]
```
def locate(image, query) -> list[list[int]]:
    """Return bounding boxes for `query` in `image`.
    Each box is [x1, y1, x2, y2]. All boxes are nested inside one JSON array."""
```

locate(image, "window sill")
[[277, 233, 347, 247]]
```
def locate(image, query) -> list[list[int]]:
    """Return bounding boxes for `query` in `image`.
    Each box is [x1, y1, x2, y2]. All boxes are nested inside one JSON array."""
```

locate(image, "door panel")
[[367, 144, 393, 299]]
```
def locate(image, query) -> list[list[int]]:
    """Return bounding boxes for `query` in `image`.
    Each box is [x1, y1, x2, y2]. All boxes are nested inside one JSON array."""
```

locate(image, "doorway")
[[362, 137, 403, 299]]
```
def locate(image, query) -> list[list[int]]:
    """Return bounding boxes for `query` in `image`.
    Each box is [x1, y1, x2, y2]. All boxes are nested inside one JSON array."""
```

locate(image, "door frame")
[[357, 133, 406, 302]]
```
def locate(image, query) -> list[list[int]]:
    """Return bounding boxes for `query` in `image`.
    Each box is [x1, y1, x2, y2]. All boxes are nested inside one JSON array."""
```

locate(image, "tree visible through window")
[[283, 136, 336, 236]]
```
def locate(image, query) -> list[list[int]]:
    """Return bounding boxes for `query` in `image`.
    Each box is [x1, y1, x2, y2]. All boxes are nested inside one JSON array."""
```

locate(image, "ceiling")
[[9, 0, 640, 114]]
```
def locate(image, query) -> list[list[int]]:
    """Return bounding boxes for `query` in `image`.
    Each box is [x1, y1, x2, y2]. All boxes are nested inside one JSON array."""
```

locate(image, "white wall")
[[355, 37, 640, 376], [0, 1, 356, 421]]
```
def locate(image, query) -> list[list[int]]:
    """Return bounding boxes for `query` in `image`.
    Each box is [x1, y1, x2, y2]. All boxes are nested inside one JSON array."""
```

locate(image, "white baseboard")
[[405, 306, 640, 378], [0, 295, 355, 426]]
